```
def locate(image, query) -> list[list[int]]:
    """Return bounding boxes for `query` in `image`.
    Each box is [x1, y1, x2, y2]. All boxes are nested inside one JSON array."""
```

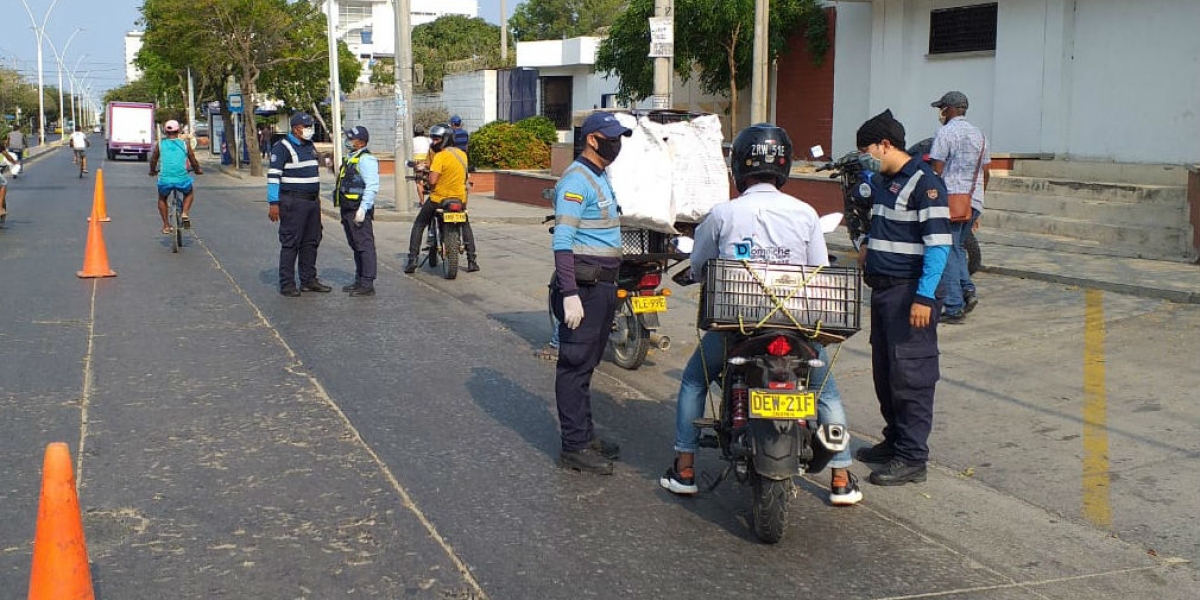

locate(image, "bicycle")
[[168, 187, 186, 253]]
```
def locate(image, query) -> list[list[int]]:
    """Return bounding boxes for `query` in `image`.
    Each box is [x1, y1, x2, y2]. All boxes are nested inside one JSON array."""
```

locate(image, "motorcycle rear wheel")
[[751, 473, 791, 544], [609, 298, 650, 370], [442, 226, 460, 280]]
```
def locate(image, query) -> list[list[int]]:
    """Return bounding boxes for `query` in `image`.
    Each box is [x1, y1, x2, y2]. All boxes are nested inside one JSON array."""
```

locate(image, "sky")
[[2, 1, 523, 98]]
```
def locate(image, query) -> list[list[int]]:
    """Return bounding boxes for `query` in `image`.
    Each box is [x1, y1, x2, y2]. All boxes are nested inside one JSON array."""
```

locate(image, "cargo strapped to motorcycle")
[[698, 259, 863, 345]]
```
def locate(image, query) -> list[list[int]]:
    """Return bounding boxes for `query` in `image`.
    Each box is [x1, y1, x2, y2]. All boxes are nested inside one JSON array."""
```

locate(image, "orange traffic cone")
[[87, 169, 111, 222], [27, 443, 95, 600], [76, 212, 116, 279]]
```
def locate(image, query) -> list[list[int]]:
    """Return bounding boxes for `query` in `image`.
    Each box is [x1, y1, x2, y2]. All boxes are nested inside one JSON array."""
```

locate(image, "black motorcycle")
[[407, 160, 469, 279], [673, 254, 861, 544], [818, 145, 981, 273]]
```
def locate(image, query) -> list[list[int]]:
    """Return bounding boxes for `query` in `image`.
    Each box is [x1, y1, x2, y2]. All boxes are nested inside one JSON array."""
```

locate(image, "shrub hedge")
[[468, 120, 550, 169]]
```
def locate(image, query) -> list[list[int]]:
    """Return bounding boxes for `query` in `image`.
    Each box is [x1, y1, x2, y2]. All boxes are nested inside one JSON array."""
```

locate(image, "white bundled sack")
[[666, 114, 729, 223], [605, 113, 676, 233]]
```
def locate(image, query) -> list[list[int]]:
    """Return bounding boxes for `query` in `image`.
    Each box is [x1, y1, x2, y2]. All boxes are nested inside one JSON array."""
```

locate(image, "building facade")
[[332, 0, 478, 84]]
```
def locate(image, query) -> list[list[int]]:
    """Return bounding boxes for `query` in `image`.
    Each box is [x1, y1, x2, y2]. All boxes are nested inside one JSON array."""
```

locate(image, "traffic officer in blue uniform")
[[551, 111, 631, 475], [268, 112, 331, 296], [853, 110, 952, 485], [336, 125, 380, 296]]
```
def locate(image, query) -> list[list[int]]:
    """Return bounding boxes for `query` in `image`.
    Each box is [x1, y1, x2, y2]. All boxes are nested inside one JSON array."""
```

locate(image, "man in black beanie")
[[853, 110, 953, 486]]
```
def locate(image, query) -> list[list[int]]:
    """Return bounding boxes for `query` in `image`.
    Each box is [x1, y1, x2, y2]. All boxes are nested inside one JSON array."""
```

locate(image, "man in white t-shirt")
[[412, 125, 431, 162], [70, 127, 91, 174]]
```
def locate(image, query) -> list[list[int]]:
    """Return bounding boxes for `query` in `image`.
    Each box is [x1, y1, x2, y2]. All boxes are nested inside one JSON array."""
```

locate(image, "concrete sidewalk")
[[218, 157, 1200, 304]]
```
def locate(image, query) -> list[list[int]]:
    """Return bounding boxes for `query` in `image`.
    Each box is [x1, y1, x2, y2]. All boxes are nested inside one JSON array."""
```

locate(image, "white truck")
[[105, 102, 156, 161]]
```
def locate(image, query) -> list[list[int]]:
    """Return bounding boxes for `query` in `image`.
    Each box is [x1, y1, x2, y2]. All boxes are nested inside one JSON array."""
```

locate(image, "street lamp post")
[[68, 55, 87, 130], [18, 0, 65, 146], [46, 27, 84, 136]]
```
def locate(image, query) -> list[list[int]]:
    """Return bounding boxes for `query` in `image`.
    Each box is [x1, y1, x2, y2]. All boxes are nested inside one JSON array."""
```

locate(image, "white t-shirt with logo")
[[70, 131, 89, 150]]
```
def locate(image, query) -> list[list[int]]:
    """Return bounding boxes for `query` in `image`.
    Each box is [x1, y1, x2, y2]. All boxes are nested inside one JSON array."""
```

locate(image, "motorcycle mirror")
[[810, 144, 825, 160], [405, 160, 416, 168], [819, 212, 844, 234], [672, 236, 694, 255]]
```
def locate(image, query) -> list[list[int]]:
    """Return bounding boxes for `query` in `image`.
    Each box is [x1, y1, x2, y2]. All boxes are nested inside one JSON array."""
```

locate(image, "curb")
[[826, 240, 1200, 305]]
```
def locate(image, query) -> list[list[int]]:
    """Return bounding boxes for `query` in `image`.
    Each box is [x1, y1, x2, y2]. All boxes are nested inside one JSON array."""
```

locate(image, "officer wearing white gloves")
[[550, 112, 631, 475], [335, 126, 379, 296]]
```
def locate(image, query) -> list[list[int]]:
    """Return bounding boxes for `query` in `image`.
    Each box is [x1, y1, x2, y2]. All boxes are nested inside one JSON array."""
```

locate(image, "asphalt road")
[[0, 146, 1196, 599]]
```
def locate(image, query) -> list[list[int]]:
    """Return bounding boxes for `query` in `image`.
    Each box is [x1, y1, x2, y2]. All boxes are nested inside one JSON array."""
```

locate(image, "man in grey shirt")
[[6, 126, 26, 177]]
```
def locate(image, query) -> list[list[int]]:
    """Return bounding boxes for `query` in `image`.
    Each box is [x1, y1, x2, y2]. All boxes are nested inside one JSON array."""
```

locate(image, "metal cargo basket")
[[699, 259, 863, 342]]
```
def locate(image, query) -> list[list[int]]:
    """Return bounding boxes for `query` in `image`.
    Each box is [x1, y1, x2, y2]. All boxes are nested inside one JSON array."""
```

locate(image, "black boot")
[[403, 256, 418, 274], [466, 257, 480, 272], [557, 448, 614, 475]]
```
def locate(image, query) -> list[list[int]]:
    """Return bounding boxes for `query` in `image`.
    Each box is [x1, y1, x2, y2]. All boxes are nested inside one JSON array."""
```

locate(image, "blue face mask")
[[857, 152, 882, 174], [343, 139, 355, 151]]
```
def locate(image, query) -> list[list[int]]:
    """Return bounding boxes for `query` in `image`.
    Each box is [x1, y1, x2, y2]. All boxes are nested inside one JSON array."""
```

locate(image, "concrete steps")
[[983, 162, 1195, 263]]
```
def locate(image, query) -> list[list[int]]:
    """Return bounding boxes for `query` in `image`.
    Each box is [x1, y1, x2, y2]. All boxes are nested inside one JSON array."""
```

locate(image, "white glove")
[[562, 295, 585, 330], [354, 206, 367, 224]]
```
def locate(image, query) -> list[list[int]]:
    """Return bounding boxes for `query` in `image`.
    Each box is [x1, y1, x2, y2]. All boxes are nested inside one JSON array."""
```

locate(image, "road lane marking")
[[75, 281, 100, 483], [194, 236, 489, 599], [868, 561, 1187, 599], [1083, 289, 1112, 528]]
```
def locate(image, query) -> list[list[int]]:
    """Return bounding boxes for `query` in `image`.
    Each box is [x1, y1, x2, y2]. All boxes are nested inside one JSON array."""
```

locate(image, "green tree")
[[596, 0, 827, 131], [509, 0, 625, 41], [139, 0, 349, 175], [413, 15, 508, 92]]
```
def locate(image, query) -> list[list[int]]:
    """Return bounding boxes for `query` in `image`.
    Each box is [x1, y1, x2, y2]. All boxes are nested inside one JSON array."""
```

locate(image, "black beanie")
[[856, 109, 906, 149]]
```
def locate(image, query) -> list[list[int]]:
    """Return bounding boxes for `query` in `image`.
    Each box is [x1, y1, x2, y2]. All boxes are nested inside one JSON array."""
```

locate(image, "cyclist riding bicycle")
[[149, 119, 203, 234], [69, 127, 90, 174]]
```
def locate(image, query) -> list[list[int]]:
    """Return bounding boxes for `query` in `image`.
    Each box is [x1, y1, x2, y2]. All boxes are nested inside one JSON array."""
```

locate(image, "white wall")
[[441, 70, 497, 130], [838, 0, 1200, 163]]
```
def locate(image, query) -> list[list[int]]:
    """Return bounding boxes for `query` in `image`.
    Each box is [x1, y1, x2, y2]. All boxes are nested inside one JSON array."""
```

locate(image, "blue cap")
[[344, 125, 369, 142], [450, 114, 462, 125], [290, 112, 314, 127], [581, 112, 632, 138]]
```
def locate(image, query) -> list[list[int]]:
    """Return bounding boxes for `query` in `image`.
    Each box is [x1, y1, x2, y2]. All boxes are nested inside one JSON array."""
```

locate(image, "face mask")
[[343, 139, 355, 151], [594, 136, 622, 162], [301, 127, 315, 141], [858, 151, 882, 174]]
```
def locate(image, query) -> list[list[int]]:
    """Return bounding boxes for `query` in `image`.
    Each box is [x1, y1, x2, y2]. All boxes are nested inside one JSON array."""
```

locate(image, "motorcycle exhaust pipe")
[[650, 333, 671, 351]]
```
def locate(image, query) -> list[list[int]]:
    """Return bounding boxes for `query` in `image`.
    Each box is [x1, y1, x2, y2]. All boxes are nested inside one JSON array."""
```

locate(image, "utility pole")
[[651, 0, 673, 110], [500, 0, 507, 63], [750, 0, 769, 125], [327, 0, 343, 167], [187, 68, 196, 138], [393, 0, 414, 214]]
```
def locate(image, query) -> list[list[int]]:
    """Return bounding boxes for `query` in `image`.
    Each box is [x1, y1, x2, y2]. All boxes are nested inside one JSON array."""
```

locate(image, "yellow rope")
[[737, 260, 829, 339]]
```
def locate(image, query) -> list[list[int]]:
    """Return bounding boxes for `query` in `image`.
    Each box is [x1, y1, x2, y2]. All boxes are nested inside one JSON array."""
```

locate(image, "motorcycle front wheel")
[[609, 298, 650, 370], [750, 473, 791, 544], [964, 229, 982, 274]]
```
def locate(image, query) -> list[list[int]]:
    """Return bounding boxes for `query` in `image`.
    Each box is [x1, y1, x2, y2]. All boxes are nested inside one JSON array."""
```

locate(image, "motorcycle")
[[670, 214, 861, 544], [542, 188, 683, 370], [817, 143, 981, 274], [407, 160, 469, 280]]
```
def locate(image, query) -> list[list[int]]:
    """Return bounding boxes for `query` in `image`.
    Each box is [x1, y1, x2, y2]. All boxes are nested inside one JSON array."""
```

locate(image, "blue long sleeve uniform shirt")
[[552, 157, 622, 296], [864, 158, 952, 303], [354, 150, 380, 211], [266, 133, 321, 203]]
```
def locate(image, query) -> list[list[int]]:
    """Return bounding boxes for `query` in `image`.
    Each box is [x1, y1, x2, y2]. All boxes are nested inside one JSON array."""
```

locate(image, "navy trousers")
[[278, 192, 322, 289], [869, 280, 941, 464], [550, 281, 618, 452], [340, 207, 377, 283]]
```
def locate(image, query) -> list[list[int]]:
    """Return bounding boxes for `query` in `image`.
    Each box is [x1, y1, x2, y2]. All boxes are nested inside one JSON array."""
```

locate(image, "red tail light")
[[637, 272, 662, 290], [767, 336, 792, 356]]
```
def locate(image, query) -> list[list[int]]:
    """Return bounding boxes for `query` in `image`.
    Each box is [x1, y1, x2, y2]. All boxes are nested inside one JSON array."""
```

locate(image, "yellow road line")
[[1082, 289, 1111, 527]]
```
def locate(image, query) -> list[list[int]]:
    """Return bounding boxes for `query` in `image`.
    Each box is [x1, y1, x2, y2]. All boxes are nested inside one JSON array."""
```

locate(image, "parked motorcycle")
[[817, 144, 981, 273], [407, 160, 469, 279], [670, 216, 862, 544]]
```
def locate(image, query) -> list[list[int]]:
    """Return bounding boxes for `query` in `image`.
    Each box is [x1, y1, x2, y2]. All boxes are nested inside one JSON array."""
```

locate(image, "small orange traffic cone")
[[87, 169, 111, 223], [76, 212, 116, 279], [27, 443, 95, 600]]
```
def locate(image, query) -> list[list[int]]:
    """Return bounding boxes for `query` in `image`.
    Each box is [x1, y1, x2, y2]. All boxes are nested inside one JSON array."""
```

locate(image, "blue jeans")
[[938, 208, 979, 314], [672, 331, 852, 469]]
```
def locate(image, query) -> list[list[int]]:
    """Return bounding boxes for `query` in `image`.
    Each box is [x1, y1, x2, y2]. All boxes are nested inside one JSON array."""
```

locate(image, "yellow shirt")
[[429, 147, 468, 204]]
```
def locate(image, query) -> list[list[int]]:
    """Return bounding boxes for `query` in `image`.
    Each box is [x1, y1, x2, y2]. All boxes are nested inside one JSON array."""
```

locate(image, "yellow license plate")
[[442, 212, 467, 223], [630, 295, 667, 314], [749, 390, 816, 419]]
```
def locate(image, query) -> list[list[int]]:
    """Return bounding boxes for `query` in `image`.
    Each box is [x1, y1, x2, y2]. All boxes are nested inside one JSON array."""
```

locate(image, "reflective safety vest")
[[334, 149, 371, 207]]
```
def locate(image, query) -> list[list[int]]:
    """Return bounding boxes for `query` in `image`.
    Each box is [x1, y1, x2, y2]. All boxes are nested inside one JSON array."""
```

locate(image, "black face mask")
[[594, 136, 622, 162]]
